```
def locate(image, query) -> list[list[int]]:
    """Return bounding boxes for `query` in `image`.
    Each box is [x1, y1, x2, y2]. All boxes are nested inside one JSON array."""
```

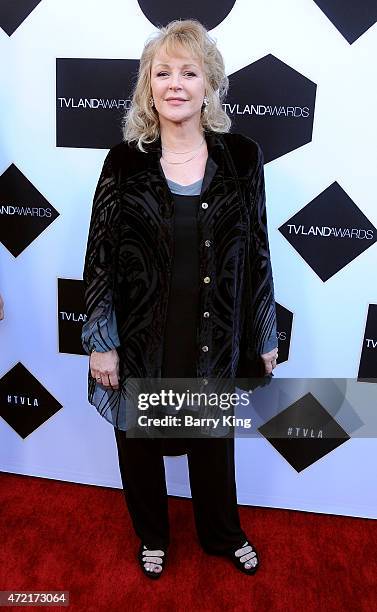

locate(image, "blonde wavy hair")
[[122, 19, 231, 152]]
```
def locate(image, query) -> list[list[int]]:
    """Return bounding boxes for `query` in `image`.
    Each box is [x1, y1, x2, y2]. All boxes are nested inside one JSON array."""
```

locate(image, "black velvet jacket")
[[82, 130, 277, 428]]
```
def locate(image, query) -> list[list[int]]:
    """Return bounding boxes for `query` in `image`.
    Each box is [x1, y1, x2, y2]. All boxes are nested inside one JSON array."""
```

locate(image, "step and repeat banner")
[[1, 1, 376, 518]]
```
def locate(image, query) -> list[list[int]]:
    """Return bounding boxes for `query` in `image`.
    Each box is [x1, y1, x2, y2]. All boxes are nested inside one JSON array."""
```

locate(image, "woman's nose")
[[168, 74, 182, 88]]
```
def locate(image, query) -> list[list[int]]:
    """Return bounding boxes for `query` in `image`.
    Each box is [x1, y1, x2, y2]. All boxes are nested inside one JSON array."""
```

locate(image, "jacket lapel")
[[200, 130, 226, 199]]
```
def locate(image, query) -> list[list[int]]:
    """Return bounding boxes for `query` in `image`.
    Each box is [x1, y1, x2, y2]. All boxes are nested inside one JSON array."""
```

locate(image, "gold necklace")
[[161, 147, 204, 165], [161, 136, 205, 155], [161, 138, 205, 165]]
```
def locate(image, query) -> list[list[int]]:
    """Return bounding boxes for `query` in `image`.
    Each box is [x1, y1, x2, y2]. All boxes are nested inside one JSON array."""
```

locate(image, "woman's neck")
[[159, 124, 205, 153]]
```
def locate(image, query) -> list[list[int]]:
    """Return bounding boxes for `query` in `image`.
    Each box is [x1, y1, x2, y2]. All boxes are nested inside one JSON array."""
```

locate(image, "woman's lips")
[[166, 99, 187, 105]]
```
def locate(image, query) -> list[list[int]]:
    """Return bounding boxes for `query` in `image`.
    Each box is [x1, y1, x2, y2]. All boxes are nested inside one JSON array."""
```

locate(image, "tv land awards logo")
[[358, 304, 377, 383], [313, 0, 377, 44], [0, 363, 63, 438], [258, 392, 350, 472], [58, 279, 87, 355], [279, 182, 377, 282], [227, 55, 316, 162], [276, 303, 293, 364], [0, 164, 60, 257], [56, 54, 316, 159], [0, 0, 42, 36], [56, 59, 139, 149]]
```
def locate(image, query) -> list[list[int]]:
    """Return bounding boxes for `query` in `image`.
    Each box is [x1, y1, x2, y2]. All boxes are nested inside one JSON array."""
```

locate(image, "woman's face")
[[150, 45, 206, 129]]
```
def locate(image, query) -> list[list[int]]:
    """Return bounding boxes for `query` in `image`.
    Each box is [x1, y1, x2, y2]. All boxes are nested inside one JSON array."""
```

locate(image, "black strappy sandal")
[[226, 539, 260, 575], [138, 543, 167, 579]]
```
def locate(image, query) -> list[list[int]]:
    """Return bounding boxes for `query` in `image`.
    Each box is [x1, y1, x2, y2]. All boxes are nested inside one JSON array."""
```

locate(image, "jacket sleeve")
[[248, 143, 278, 356], [81, 298, 120, 354], [81, 150, 120, 355]]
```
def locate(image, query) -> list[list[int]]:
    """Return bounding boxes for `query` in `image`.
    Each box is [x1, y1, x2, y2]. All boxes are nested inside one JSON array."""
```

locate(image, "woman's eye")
[[155, 71, 196, 77]]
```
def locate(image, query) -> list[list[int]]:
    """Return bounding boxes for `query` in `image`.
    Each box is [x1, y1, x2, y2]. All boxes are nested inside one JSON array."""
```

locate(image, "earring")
[[149, 97, 154, 107], [202, 96, 208, 112]]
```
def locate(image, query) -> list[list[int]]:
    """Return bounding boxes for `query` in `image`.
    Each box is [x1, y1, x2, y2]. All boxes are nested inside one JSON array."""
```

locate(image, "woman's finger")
[[96, 370, 119, 389], [108, 371, 119, 390], [101, 374, 111, 387], [91, 367, 102, 382]]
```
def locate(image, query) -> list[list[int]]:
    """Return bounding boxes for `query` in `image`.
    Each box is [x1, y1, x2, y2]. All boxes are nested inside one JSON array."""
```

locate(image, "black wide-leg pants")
[[113, 427, 247, 553]]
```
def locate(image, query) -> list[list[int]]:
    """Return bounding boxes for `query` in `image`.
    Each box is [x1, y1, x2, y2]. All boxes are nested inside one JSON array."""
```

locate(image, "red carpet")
[[0, 471, 375, 611]]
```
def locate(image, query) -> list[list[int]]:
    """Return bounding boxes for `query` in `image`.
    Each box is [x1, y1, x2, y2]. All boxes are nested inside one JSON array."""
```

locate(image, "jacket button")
[[203, 311, 210, 318], [201, 202, 208, 209], [202, 378, 208, 385], [204, 240, 211, 247], [203, 276, 210, 283], [202, 345, 209, 352]]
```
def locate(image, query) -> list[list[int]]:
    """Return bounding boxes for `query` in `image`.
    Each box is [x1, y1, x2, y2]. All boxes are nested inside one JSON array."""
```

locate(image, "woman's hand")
[[260, 347, 278, 375], [90, 348, 119, 389]]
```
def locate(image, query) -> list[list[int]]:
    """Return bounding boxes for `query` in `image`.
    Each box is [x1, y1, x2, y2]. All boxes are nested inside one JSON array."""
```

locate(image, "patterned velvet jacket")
[[82, 130, 277, 428]]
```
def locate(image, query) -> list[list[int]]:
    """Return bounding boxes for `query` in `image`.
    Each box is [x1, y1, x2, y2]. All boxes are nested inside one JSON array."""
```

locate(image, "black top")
[[161, 193, 200, 379]]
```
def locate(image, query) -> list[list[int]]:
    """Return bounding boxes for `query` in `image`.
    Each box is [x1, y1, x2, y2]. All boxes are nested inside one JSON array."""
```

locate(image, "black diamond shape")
[[279, 182, 377, 281], [0, 164, 60, 257], [0, 363, 63, 438], [258, 392, 350, 472], [313, 0, 377, 44], [0, 0, 42, 36]]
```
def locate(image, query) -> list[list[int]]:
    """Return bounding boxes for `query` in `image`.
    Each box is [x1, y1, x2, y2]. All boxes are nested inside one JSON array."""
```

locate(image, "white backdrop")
[[1, 0, 376, 519]]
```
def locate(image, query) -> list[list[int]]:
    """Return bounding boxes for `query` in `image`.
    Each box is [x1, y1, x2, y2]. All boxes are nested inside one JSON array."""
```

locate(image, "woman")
[[82, 19, 278, 579]]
